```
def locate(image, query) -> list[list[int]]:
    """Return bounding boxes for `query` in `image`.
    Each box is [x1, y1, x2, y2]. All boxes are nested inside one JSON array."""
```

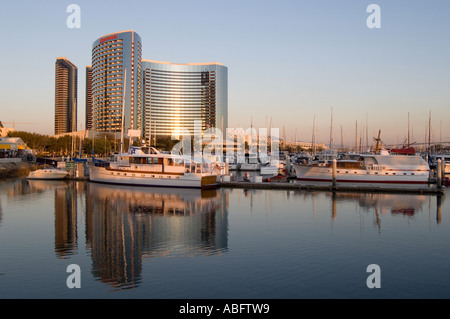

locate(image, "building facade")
[[89, 30, 227, 143], [91, 30, 142, 134], [142, 60, 228, 142], [85, 66, 93, 130], [55, 57, 77, 135]]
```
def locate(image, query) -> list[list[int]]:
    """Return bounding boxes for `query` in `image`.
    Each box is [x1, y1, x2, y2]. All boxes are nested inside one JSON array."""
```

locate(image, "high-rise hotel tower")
[[142, 60, 228, 141], [55, 57, 77, 135], [91, 31, 142, 134], [90, 30, 227, 141]]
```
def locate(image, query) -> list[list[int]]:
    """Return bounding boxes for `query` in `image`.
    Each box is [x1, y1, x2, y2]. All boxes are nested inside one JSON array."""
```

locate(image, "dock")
[[220, 180, 445, 195]]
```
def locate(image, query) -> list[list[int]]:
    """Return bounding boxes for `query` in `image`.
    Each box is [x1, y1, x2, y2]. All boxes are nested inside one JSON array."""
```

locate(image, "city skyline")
[[1, 0, 449, 147]]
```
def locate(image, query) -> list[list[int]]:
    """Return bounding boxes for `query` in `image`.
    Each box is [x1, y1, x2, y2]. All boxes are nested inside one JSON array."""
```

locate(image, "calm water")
[[0, 177, 449, 299]]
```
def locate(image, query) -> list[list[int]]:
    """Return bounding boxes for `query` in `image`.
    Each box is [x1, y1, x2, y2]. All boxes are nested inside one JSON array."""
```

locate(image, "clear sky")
[[1, 0, 449, 147]]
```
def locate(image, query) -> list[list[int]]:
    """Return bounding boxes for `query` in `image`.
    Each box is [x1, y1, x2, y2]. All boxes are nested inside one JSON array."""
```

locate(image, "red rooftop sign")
[[100, 34, 117, 43]]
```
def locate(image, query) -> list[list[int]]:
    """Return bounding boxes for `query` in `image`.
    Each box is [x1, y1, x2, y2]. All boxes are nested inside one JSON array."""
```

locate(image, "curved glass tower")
[[91, 31, 142, 133], [142, 60, 228, 142]]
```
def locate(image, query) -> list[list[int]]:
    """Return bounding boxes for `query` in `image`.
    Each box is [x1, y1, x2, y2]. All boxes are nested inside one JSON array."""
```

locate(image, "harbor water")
[[0, 177, 449, 299]]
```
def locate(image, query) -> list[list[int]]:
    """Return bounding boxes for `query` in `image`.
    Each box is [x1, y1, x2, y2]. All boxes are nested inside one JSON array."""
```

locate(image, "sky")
[[0, 0, 449, 147]]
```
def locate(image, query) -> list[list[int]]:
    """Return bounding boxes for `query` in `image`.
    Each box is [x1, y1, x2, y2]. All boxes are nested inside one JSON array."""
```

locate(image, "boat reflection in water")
[[325, 191, 444, 227], [86, 183, 229, 290]]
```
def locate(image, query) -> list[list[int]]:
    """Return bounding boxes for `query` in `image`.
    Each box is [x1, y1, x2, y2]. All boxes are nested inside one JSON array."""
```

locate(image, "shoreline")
[[0, 161, 36, 178]]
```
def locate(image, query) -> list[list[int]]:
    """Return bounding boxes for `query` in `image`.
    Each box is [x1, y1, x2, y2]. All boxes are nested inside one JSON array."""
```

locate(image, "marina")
[[1, 1, 450, 306], [0, 176, 449, 299]]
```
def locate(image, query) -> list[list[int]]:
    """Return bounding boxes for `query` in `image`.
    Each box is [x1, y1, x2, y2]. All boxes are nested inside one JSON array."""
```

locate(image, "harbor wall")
[[0, 160, 36, 178]]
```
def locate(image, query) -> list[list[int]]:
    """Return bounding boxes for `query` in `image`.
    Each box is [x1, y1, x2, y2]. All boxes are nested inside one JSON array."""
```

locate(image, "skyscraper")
[[85, 66, 93, 130], [91, 30, 142, 134], [142, 60, 228, 142], [89, 30, 228, 142], [55, 57, 77, 134]]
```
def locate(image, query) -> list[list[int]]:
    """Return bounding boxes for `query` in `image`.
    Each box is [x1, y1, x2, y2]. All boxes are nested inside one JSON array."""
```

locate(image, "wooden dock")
[[220, 180, 445, 195]]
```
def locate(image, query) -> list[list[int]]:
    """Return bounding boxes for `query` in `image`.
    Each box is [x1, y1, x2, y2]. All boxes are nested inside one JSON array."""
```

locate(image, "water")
[[0, 177, 449, 299]]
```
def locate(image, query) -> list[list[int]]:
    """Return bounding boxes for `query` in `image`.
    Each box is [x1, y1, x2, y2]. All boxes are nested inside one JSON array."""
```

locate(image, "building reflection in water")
[[26, 180, 80, 258], [54, 183, 78, 258], [86, 183, 229, 290]]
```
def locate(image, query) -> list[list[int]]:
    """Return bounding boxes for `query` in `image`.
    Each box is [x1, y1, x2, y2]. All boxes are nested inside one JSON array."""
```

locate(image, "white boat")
[[260, 163, 279, 175], [89, 147, 219, 189], [293, 153, 430, 184], [27, 166, 69, 180], [433, 155, 450, 174], [239, 154, 261, 171], [224, 155, 240, 170]]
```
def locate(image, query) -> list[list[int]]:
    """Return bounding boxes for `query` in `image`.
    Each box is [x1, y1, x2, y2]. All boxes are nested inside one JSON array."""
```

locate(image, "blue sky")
[[0, 0, 449, 147]]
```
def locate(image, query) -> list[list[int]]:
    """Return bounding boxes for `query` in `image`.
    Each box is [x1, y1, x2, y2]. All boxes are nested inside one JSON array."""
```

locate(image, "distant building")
[[85, 66, 93, 130], [0, 126, 14, 137], [286, 141, 327, 150], [55, 57, 77, 135]]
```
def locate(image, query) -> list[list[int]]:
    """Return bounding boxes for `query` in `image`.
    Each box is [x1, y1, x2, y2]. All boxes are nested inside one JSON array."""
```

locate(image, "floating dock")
[[220, 180, 445, 195]]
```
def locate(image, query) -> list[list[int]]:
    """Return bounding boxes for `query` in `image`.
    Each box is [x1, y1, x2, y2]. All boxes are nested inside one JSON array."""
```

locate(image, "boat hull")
[[89, 165, 219, 189], [27, 169, 68, 180], [293, 164, 429, 184], [260, 166, 279, 175], [240, 163, 260, 171]]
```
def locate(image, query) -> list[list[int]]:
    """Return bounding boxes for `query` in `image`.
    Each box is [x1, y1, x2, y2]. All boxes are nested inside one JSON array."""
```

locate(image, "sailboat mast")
[[366, 113, 368, 152], [428, 110, 431, 153], [329, 107, 333, 150], [408, 112, 410, 147], [312, 115, 316, 155]]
